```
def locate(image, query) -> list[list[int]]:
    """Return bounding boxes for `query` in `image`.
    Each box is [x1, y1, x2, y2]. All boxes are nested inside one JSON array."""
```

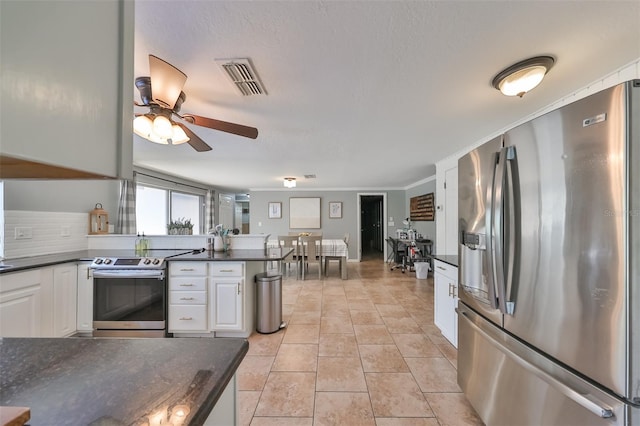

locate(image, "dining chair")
[[324, 233, 349, 277], [278, 235, 300, 279], [300, 235, 322, 280]]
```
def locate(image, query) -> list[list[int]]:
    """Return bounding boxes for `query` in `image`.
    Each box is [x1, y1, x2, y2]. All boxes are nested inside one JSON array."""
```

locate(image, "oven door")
[[92, 269, 167, 337]]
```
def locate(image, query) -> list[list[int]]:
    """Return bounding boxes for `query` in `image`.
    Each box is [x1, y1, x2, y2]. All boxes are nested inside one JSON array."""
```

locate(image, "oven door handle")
[[92, 269, 165, 279]]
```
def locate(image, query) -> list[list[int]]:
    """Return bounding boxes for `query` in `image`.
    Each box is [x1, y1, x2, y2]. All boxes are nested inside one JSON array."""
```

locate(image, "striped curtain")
[[116, 179, 137, 234], [205, 189, 216, 233]]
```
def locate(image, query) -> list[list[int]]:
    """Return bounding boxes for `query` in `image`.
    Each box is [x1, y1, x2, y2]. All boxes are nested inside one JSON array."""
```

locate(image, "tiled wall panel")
[[4, 211, 88, 259]]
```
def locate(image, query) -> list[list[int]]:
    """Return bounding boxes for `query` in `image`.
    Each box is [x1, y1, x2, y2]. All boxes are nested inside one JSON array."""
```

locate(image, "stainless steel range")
[[90, 254, 169, 337]]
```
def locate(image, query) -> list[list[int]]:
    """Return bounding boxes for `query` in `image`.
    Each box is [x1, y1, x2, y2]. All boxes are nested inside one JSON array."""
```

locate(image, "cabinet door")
[[77, 263, 94, 332], [53, 264, 78, 337], [433, 270, 450, 339], [434, 267, 458, 347], [0, 0, 134, 178], [0, 270, 44, 337], [209, 279, 243, 331]]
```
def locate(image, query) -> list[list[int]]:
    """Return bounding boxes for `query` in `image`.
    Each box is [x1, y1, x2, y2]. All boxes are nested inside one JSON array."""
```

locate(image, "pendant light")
[[492, 56, 555, 97]]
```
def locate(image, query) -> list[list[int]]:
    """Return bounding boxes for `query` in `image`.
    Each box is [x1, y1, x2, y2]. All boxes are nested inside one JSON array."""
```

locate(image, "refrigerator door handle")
[[485, 152, 499, 309], [459, 308, 615, 419], [493, 147, 509, 314]]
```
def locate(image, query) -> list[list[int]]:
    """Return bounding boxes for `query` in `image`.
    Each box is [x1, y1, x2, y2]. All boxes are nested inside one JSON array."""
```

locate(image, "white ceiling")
[[133, 1, 640, 191]]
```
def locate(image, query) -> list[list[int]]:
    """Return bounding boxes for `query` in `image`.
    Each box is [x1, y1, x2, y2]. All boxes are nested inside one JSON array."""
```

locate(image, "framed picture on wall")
[[268, 202, 282, 219], [290, 197, 321, 228], [329, 201, 342, 218]]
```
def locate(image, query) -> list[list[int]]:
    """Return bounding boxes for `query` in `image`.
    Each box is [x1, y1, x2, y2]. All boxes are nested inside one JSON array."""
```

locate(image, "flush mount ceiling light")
[[283, 177, 296, 188], [492, 56, 555, 98]]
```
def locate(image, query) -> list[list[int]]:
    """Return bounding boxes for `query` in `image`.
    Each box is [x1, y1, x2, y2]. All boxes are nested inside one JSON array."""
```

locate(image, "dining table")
[[268, 238, 349, 279]]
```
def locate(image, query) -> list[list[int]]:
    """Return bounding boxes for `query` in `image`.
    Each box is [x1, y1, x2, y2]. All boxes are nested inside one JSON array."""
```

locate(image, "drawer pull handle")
[[179, 317, 193, 321], [180, 297, 195, 300], [437, 266, 446, 271], [179, 284, 194, 287], [180, 268, 195, 271], [219, 269, 234, 273]]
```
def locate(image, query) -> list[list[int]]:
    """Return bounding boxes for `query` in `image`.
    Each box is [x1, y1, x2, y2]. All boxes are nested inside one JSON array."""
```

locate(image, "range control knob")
[[94, 258, 104, 265], [152, 259, 161, 265], [104, 259, 112, 265], [143, 259, 152, 265]]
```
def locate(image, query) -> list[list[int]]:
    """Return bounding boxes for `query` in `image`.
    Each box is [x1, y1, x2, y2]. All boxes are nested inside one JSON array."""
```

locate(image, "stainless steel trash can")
[[255, 272, 286, 334]]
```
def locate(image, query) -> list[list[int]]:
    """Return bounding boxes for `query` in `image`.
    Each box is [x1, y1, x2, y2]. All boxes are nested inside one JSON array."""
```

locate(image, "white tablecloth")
[[267, 239, 348, 259]]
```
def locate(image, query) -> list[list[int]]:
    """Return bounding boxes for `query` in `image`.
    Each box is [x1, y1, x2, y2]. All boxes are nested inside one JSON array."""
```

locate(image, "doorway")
[[357, 194, 387, 262]]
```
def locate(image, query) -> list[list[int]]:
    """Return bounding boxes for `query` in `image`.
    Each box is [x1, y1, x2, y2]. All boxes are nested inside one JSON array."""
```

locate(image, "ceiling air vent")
[[215, 58, 266, 96], [304, 174, 316, 179]]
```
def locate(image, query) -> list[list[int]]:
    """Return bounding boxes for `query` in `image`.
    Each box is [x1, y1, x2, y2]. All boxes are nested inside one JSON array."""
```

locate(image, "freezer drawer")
[[457, 303, 633, 426]]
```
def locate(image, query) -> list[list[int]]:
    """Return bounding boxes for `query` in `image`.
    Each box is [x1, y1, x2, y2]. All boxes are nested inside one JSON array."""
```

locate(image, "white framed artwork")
[[268, 202, 282, 219], [329, 201, 342, 218], [289, 197, 321, 228]]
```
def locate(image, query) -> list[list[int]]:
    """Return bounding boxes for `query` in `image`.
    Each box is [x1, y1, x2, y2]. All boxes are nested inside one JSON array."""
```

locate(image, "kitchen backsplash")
[[3, 211, 266, 259], [4, 210, 88, 259]]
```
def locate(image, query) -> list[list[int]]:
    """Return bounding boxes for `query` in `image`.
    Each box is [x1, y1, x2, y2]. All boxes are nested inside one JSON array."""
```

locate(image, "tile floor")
[[238, 257, 484, 426]]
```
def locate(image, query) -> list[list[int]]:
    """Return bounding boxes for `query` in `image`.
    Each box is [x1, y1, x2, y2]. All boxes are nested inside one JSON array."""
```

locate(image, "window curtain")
[[205, 189, 216, 233], [116, 178, 137, 234]]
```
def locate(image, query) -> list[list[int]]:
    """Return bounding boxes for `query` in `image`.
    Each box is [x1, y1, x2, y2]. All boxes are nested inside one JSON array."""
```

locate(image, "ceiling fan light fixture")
[[153, 115, 173, 138], [284, 177, 296, 188], [148, 55, 188, 108], [170, 124, 190, 145], [133, 115, 154, 138], [492, 56, 555, 97]]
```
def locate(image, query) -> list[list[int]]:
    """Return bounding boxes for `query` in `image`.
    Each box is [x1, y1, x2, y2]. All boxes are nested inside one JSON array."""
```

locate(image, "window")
[[136, 183, 204, 235]]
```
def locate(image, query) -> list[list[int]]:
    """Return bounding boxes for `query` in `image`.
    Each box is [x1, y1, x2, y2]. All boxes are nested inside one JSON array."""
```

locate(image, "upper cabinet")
[[0, 0, 134, 179]]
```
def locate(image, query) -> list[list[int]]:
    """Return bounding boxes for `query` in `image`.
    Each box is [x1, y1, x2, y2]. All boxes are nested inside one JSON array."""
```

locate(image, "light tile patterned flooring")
[[238, 257, 484, 426]]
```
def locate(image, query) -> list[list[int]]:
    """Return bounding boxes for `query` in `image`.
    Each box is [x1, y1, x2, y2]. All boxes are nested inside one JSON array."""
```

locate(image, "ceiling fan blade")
[[177, 123, 212, 152], [184, 114, 258, 139], [149, 54, 187, 110]]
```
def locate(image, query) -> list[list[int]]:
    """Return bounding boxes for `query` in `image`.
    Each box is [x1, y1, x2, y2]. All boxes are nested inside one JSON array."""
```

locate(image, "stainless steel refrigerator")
[[457, 79, 640, 426]]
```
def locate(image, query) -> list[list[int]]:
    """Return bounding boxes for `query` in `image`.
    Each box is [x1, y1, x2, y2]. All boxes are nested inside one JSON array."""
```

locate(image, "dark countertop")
[[0, 337, 248, 425], [431, 255, 459, 267], [0, 248, 293, 274]]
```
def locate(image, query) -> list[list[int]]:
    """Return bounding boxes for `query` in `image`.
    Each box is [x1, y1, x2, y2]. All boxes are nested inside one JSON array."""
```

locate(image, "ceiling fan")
[[133, 54, 258, 152]]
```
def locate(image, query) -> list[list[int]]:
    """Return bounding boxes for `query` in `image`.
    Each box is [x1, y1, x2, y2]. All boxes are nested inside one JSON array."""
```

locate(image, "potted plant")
[[167, 217, 194, 235]]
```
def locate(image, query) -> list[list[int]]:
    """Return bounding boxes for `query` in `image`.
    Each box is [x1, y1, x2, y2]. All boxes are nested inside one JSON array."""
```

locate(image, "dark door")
[[361, 195, 383, 259]]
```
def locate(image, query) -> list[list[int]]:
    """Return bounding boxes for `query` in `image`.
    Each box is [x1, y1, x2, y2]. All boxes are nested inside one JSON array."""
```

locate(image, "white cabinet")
[[0, 269, 45, 337], [77, 262, 94, 333], [0, 0, 134, 179], [168, 262, 208, 333], [434, 259, 458, 347], [0, 263, 77, 337], [209, 263, 244, 333], [53, 264, 78, 337], [168, 261, 260, 338]]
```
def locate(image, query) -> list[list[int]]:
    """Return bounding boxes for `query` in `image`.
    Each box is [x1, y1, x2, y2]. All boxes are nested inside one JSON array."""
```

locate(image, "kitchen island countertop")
[[431, 254, 459, 268], [0, 248, 292, 274], [0, 337, 248, 425]]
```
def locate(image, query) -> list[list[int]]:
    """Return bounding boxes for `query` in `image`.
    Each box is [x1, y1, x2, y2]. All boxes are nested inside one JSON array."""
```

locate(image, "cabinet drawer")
[[170, 291, 207, 305], [210, 262, 244, 277], [170, 276, 207, 291], [169, 305, 207, 331], [434, 260, 458, 281], [170, 262, 207, 276]]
